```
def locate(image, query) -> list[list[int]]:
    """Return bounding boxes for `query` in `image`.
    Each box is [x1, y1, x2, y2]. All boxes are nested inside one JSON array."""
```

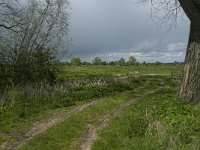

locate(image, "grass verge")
[[19, 78, 161, 150], [92, 86, 200, 149]]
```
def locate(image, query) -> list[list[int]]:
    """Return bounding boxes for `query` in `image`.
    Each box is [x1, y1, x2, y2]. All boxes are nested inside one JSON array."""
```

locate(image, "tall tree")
[[0, 0, 70, 87], [142, 0, 200, 101]]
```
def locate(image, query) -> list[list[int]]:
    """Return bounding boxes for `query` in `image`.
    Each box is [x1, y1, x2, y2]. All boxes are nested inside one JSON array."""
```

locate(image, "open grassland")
[[2, 64, 200, 150], [59, 64, 183, 79]]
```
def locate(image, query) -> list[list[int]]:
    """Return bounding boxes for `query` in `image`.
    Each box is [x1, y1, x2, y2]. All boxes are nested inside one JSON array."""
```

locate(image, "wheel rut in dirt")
[[5, 97, 107, 150], [78, 83, 164, 150], [5, 82, 148, 149], [2, 79, 155, 150]]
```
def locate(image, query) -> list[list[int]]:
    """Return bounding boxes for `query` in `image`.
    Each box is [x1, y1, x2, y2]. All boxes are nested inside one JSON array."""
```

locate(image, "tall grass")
[[0, 75, 142, 134]]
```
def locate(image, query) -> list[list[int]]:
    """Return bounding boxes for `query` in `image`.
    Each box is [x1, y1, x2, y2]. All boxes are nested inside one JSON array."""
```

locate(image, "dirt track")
[[78, 84, 163, 150], [5, 97, 108, 150], [2, 79, 163, 150]]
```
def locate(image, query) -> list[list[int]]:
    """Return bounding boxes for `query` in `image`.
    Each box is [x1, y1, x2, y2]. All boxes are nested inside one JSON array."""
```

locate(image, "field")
[[1, 64, 200, 150], [59, 64, 182, 79]]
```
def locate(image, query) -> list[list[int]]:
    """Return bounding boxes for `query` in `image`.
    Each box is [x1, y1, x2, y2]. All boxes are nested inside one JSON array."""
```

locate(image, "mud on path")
[[78, 83, 164, 150]]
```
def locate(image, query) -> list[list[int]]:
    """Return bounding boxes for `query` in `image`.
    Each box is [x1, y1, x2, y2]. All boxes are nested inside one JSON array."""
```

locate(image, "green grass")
[[0, 74, 146, 147], [20, 78, 161, 150], [0, 65, 186, 149], [92, 85, 200, 149], [59, 65, 183, 79]]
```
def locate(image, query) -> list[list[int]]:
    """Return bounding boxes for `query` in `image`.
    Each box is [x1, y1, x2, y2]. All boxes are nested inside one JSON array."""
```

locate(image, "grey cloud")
[[68, 0, 190, 62]]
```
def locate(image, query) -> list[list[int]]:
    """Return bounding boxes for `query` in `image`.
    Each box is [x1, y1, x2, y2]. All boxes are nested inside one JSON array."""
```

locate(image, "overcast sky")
[[68, 0, 190, 63]]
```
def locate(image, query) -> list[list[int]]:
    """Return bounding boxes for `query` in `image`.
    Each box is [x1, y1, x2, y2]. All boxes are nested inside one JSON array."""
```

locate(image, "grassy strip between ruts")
[[92, 86, 200, 150], [0, 75, 144, 147], [19, 78, 162, 150]]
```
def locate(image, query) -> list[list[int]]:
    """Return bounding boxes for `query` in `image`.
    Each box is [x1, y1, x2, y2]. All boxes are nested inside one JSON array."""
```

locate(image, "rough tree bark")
[[178, 0, 200, 101], [141, 0, 200, 101]]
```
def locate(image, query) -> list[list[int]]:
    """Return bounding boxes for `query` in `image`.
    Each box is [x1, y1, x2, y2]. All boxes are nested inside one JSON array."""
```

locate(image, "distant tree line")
[[64, 57, 183, 66], [68, 56, 138, 66]]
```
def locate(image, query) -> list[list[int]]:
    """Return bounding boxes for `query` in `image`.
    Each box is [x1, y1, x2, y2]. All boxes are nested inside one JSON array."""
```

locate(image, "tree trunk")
[[180, 22, 200, 101]]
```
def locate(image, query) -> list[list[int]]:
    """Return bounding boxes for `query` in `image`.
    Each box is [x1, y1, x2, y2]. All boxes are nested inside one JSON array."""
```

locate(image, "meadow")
[[2, 64, 200, 150], [59, 64, 182, 79]]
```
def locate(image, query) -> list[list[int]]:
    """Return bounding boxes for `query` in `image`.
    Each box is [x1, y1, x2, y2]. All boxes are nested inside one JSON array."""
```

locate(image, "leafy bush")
[[70, 58, 81, 66], [0, 48, 58, 91], [92, 57, 102, 65]]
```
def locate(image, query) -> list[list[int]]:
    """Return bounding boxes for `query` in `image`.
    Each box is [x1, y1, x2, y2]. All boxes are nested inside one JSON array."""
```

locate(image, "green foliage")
[[0, 48, 58, 90], [82, 61, 91, 66], [7, 87, 23, 107], [101, 61, 107, 65], [93, 84, 200, 149], [155, 61, 162, 65], [0, 0, 70, 90], [128, 56, 137, 65], [0, 65, 185, 148], [92, 57, 102, 65], [60, 62, 71, 66], [20, 77, 154, 149], [118, 58, 126, 66], [70, 58, 81, 66], [0, 75, 142, 136], [108, 61, 116, 65]]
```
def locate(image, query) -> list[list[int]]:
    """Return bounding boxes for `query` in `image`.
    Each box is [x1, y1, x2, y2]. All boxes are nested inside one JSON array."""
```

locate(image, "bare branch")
[[139, 0, 182, 29]]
